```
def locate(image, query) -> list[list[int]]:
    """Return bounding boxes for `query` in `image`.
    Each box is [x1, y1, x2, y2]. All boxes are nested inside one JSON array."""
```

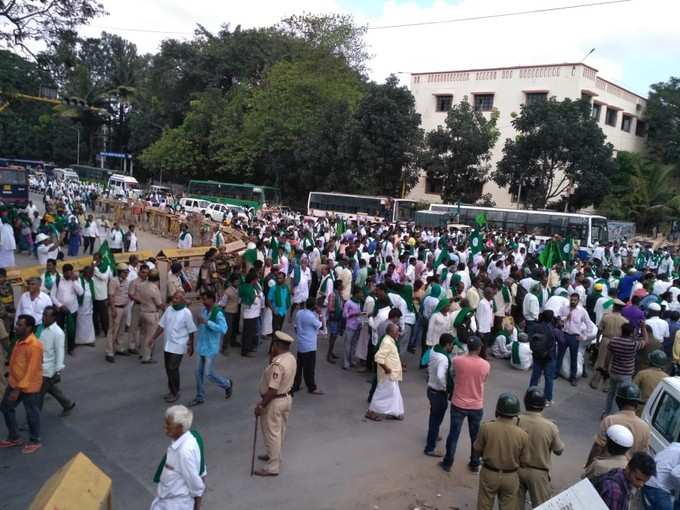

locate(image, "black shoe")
[[438, 461, 451, 472], [61, 402, 76, 417], [225, 386, 233, 399], [257, 454, 270, 461], [128, 349, 139, 355], [468, 463, 480, 473], [570, 379, 578, 387], [187, 399, 204, 407], [115, 350, 129, 356], [105, 355, 115, 363]]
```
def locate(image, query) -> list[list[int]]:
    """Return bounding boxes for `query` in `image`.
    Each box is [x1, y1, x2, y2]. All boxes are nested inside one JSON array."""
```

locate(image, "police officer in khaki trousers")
[[473, 393, 529, 510], [105, 263, 130, 363], [517, 387, 564, 508], [254, 330, 297, 477], [137, 269, 163, 363]]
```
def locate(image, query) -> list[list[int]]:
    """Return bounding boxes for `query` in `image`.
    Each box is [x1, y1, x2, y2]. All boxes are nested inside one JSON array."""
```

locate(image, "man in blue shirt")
[[189, 290, 232, 406], [292, 298, 324, 395]]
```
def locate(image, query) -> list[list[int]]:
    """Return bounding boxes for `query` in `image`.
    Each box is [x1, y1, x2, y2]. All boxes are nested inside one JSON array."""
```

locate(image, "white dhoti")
[[368, 380, 404, 417], [150, 495, 194, 510], [0, 249, 15, 268], [355, 325, 369, 361], [76, 290, 95, 345], [261, 307, 273, 336]]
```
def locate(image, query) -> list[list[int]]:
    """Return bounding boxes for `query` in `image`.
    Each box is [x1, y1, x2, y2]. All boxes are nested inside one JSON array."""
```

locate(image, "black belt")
[[483, 465, 517, 474], [427, 387, 447, 394], [115, 304, 126, 308]]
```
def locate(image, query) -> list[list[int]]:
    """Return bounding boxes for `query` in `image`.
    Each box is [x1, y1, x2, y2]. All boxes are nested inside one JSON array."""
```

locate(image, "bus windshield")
[[0, 169, 27, 185], [591, 217, 609, 244]]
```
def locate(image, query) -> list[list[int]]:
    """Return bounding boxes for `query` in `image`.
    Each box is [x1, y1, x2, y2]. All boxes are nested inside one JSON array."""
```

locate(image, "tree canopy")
[[646, 77, 680, 167], [493, 98, 616, 210]]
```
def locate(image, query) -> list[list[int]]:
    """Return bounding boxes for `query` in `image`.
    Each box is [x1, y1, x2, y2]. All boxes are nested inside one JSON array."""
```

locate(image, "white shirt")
[[476, 298, 493, 334], [510, 341, 533, 370], [647, 316, 670, 342], [159, 307, 197, 355], [39, 322, 65, 377], [646, 442, 680, 493], [242, 292, 263, 320], [523, 293, 540, 322], [15, 291, 52, 325], [178, 232, 193, 249], [427, 349, 450, 391], [128, 232, 138, 252], [93, 266, 112, 300], [83, 221, 99, 237], [426, 311, 453, 347], [152, 430, 206, 508], [109, 229, 124, 249], [50, 278, 84, 314], [544, 295, 569, 317]]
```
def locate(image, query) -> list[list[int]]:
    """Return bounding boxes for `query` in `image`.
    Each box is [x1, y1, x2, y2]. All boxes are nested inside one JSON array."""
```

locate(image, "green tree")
[[420, 101, 499, 204], [348, 75, 423, 197], [646, 77, 680, 165], [0, 0, 105, 52], [493, 98, 615, 210]]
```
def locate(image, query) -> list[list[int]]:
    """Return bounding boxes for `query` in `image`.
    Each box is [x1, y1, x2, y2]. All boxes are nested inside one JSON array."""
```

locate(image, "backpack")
[[515, 284, 528, 313], [529, 332, 551, 361]]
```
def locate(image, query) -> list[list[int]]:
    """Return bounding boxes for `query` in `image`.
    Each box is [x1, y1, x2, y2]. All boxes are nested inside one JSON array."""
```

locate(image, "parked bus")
[[421, 203, 608, 246], [187, 180, 280, 209], [0, 158, 55, 175], [0, 165, 29, 207], [71, 164, 114, 183], [307, 191, 417, 223]]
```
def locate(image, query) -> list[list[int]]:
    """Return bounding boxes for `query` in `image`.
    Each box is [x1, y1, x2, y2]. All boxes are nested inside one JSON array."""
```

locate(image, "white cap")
[[35, 233, 49, 243], [648, 302, 662, 312], [606, 424, 634, 448]]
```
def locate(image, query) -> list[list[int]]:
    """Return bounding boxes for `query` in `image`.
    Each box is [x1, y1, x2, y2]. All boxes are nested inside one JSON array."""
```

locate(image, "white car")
[[207, 203, 250, 223], [641, 376, 680, 455], [179, 197, 211, 215]]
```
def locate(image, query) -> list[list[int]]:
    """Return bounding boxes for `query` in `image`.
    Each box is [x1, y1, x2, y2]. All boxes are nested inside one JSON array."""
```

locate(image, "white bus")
[[307, 191, 417, 223], [53, 168, 80, 183], [422, 203, 608, 246]]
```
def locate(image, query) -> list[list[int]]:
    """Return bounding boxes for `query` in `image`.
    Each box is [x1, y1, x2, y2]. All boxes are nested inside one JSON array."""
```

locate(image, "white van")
[[108, 174, 140, 200], [207, 202, 250, 223], [179, 197, 211, 215], [641, 377, 680, 455], [54, 168, 80, 183]]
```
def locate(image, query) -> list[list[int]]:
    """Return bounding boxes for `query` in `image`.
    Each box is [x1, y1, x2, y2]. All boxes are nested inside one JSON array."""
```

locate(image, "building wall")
[[407, 63, 647, 208]]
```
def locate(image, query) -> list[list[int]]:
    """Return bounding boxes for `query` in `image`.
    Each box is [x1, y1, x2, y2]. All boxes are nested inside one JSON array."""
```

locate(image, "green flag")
[[475, 212, 487, 227], [538, 240, 560, 268], [98, 240, 117, 276], [559, 236, 573, 263], [335, 218, 346, 236], [468, 229, 483, 255]]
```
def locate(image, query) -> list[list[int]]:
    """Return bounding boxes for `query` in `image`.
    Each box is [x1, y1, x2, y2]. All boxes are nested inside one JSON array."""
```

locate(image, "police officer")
[[473, 393, 529, 510], [517, 387, 564, 508], [254, 330, 297, 477], [586, 383, 650, 465], [633, 350, 668, 413]]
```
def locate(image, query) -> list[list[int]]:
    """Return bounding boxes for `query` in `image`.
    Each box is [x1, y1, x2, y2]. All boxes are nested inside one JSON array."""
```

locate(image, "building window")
[[425, 176, 443, 194], [473, 94, 494, 112], [605, 108, 618, 127], [591, 103, 602, 122], [525, 92, 548, 106], [621, 115, 632, 132], [636, 120, 647, 137], [435, 94, 453, 112]]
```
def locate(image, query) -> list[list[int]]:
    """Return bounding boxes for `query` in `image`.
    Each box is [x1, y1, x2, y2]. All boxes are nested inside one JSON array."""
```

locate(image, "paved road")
[[2, 194, 608, 509], [0, 322, 605, 510]]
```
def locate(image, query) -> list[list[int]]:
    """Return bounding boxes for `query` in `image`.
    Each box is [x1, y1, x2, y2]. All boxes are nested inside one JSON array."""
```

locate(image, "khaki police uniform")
[[128, 276, 143, 351], [595, 410, 650, 454], [633, 367, 666, 411], [473, 417, 529, 510], [136, 279, 163, 362], [517, 412, 564, 508], [582, 454, 628, 480], [258, 340, 297, 475], [106, 275, 131, 356]]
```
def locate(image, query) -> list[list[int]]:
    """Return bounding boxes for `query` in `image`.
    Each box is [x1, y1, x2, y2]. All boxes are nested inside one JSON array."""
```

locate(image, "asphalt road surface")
[[2, 194, 607, 510]]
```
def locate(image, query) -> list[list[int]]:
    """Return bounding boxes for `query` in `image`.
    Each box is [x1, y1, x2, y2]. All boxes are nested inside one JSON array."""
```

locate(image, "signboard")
[[99, 151, 131, 159], [535, 479, 607, 510]]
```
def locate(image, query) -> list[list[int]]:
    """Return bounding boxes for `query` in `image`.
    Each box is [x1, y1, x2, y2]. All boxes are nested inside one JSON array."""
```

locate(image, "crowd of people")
[[2, 178, 680, 509]]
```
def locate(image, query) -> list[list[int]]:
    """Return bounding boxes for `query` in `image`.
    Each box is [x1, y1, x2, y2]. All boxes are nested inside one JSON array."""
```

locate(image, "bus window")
[[568, 217, 588, 243], [591, 217, 609, 245], [505, 212, 527, 231]]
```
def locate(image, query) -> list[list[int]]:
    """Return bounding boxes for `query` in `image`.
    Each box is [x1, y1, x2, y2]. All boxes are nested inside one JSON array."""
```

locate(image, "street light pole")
[[76, 127, 81, 165]]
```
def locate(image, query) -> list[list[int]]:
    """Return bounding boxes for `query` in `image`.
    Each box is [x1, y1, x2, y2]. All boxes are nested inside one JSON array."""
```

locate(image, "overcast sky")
[[77, 0, 678, 96]]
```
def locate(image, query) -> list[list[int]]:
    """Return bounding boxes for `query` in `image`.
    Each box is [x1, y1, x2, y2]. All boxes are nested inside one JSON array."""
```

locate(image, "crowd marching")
[[2, 177, 680, 509]]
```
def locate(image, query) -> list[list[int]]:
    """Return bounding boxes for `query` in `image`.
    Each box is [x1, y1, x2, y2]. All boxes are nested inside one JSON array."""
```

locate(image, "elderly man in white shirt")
[[109, 222, 124, 253], [153, 291, 198, 403], [151, 405, 206, 510], [38, 306, 76, 415], [50, 263, 83, 355], [15, 277, 52, 327], [177, 224, 193, 249]]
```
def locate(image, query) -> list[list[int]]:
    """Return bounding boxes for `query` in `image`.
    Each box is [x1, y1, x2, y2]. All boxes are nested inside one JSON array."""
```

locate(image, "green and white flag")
[[97, 241, 117, 276], [559, 236, 574, 263], [469, 230, 483, 255]]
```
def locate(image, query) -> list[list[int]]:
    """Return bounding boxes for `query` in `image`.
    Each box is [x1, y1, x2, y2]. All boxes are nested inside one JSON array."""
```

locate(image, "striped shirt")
[[607, 336, 643, 376]]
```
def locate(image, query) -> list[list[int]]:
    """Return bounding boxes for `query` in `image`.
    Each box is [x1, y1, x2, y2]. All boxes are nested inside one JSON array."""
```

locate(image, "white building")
[[407, 63, 648, 208]]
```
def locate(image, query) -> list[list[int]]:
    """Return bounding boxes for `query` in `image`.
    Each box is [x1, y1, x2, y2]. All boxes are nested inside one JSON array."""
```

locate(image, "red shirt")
[[451, 354, 490, 410]]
